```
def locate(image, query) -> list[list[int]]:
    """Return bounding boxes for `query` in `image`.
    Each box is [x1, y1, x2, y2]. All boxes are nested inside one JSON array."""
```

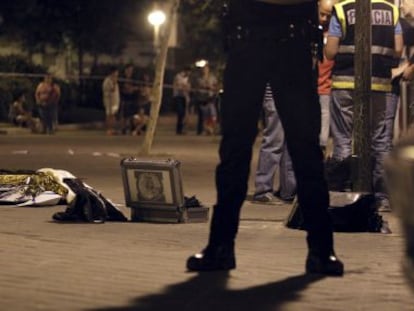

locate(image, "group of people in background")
[[104, 62, 221, 137], [172, 63, 220, 136], [8, 61, 221, 138], [102, 64, 151, 136], [9, 64, 151, 137]]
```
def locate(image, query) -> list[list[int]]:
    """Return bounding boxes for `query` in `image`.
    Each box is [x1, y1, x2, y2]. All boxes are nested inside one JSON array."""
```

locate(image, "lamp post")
[[147, 9, 166, 48]]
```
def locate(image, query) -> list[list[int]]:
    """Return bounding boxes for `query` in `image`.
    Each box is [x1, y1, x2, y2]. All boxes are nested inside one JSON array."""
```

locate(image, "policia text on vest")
[[347, 9, 394, 27]]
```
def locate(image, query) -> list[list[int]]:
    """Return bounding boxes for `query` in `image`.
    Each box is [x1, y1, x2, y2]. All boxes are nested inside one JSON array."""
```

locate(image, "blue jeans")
[[254, 91, 284, 195], [319, 94, 330, 147], [38, 103, 55, 134], [385, 92, 398, 152], [254, 92, 296, 200], [330, 89, 388, 201]]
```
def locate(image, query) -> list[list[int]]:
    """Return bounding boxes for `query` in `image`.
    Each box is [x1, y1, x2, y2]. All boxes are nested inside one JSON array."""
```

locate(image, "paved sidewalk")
[[0, 115, 413, 311]]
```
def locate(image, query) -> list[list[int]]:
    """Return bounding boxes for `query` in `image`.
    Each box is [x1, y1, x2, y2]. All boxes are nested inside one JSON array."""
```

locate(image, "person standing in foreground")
[[187, 0, 344, 276]]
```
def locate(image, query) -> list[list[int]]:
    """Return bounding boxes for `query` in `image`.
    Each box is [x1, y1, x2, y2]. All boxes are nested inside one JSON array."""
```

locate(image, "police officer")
[[187, 0, 344, 276], [325, 0, 403, 211]]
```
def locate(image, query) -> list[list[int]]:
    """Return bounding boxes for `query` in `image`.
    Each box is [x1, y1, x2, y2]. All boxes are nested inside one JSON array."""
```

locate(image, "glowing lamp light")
[[148, 10, 166, 27], [195, 59, 208, 68]]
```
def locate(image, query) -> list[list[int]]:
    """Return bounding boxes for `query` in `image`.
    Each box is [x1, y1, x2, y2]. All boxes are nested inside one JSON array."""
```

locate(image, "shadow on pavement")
[[91, 272, 325, 311]]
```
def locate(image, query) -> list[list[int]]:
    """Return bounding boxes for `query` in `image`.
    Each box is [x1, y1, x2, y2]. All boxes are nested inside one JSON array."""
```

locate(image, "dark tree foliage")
[[0, 1, 226, 71], [179, 0, 225, 68], [0, 0, 137, 62]]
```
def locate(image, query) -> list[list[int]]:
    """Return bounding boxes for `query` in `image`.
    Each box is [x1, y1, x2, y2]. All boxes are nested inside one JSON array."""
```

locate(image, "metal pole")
[[353, 0, 372, 192], [154, 24, 160, 47]]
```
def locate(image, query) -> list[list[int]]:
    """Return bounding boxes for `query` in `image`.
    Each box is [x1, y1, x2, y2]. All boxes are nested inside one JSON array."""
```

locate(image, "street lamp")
[[147, 9, 166, 47]]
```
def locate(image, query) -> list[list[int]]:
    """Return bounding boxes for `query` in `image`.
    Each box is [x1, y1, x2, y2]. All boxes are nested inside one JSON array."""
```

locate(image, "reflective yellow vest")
[[331, 0, 399, 92]]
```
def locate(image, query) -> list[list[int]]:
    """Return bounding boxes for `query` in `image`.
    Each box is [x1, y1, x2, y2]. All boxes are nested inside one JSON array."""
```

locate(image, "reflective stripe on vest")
[[338, 45, 396, 57], [335, 0, 399, 38], [331, 75, 392, 92]]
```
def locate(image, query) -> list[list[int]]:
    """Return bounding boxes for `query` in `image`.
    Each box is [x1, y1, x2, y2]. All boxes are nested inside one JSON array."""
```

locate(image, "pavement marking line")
[[106, 152, 120, 158], [11, 150, 28, 154]]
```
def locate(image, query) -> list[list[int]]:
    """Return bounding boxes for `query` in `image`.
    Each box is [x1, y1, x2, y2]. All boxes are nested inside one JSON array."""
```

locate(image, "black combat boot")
[[305, 250, 344, 276], [305, 233, 344, 276], [186, 243, 236, 271]]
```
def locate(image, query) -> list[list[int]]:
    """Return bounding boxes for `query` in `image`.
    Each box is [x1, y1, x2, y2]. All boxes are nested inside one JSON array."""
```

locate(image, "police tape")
[[0, 72, 220, 94]]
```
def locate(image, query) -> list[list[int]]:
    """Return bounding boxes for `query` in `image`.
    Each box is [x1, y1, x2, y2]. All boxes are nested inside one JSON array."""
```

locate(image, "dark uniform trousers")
[[209, 10, 334, 255]]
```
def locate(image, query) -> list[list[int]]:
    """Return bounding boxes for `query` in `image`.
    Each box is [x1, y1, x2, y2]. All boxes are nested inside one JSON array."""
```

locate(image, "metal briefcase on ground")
[[120, 157, 209, 223]]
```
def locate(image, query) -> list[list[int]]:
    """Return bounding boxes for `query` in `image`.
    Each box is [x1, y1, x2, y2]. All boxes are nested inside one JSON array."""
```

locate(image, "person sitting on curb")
[[8, 91, 38, 133], [130, 108, 149, 136]]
